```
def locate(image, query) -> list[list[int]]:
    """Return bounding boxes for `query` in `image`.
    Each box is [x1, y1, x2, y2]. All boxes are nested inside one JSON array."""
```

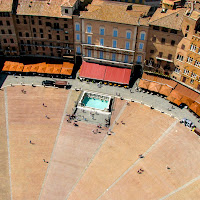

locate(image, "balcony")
[[156, 56, 173, 63]]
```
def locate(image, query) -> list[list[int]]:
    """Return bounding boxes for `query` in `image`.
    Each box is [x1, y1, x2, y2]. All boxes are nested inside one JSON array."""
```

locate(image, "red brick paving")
[[7, 86, 68, 200], [67, 103, 176, 200], [40, 121, 106, 200], [100, 123, 200, 200]]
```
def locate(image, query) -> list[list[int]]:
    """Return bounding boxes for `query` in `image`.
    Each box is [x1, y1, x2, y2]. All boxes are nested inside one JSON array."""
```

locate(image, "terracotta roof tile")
[[80, 2, 151, 26], [17, 0, 73, 18], [0, 0, 13, 12], [149, 8, 186, 30]]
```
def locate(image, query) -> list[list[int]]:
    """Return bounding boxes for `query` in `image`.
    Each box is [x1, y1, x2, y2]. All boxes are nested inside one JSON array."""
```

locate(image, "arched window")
[[126, 30, 131, 39], [186, 25, 190, 31], [75, 22, 80, 31], [87, 25, 92, 33], [140, 31, 146, 40]]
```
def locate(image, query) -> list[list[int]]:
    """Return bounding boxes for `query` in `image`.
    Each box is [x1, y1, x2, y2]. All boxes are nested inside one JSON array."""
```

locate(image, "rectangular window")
[[171, 40, 175, 46], [124, 55, 128, 63], [137, 56, 142, 63], [174, 67, 180, 74], [41, 34, 43, 38], [76, 46, 81, 54], [24, 20, 27, 24], [152, 37, 156, 42], [65, 36, 68, 40], [75, 23, 80, 31], [158, 52, 163, 57], [125, 41, 130, 50], [64, 24, 68, 28], [87, 25, 92, 33], [170, 29, 177, 34], [161, 38, 165, 44], [25, 32, 29, 37], [162, 27, 168, 32], [153, 26, 159, 30], [46, 22, 51, 26], [168, 54, 172, 60], [112, 40, 117, 48], [33, 28, 36, 32], [100, 38, 104, 46], [48, 34, 52, 39], [87, 35, 92, 44], [181, 44, 185, 50], [150, 49, 154, 54], [100, 27, 105, 35], [3, 39, 7, 43], [99, 51, 104, 59], [76, 33, 80, 41], [6, 21, 10, 26], [31, 20, 34, 25], [88, 49, 91, 57], [39, 20, 42, 25], [139, 43, 144, 50], [10, 39, 14, 43], [126, 31, 131, 39], [65, 9, 68, 14], [8, 29, 12, 34], [1, 30, 5, 34], [34, 34, 37, 37], [0, 21, 3, 25], [113, 29, 118, 37], [57, 35, 60, 40], [112, 53, 116, 61]]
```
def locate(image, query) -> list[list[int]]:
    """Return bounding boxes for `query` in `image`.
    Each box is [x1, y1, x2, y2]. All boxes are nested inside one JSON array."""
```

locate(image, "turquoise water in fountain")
[[82, 96, 109, 110]]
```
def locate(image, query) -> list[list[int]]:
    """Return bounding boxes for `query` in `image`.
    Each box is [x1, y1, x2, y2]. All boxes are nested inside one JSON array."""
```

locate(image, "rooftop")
[[149, 7, 186, 30], [0, 0, 13, 12], [80, 1, 151, 26], [16, 0, 77, 18]]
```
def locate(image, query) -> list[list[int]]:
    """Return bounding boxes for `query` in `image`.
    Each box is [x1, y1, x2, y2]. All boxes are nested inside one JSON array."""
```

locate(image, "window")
[[185, 33, 187, 37], [158, 52, 163, 58], [48, 34, 52, 39], [10, 39, 14, 43], [39, 20, 42, 25], [112, 40, 117, 48], [191, 72, 197, 79], [41, 34, 43, 38], [171, 40, 175, 46], [168, 54, 172, 60], [31, 20, 34, 25], [150, 49, 154, 54], [33, 28, 36, 32], [139, 43, 144, 50], [100, 27, 105, 35], [57, 35, 60, 40], [42, 47, 45, 51], [76, 33, 80, 41], [137, 56, 142, 63], [26, 33, 29, 37], [19, 32, 22, 36], [177, 54, 183, 61], [184, 69, 189, 75], [174, 67, 180, 74], [126, 31, 131, 39], [27, 40, 30, 44], [65, 9, 68, 14], [46, 22, 51, 27], [6, 21, 10, 26], [113, 29, 118, 37], [17, 19, 20, 24], [65, 36, 68, 40], [64, 24, 68, 28], [190, 44, 197, 52], [100, 38, 104, 46], [190, 79, 194, 84], [140, 32, 146, 40], [76, 46, 81, 54], [153, 26, 159, 30], [125, 41, 130, 50], [181, 44, 185, 50], [87, 25, 92, 33], [34, 34, 37, 37], [3, 39, 7, 43], [187, 57, 193, 63], [8, 30, 12, 34], [162, 27, 168, 32], [87, 35, 92, 44], [124, 55, 128, 63], [99, 51, 104, 59], [0, 21, 2, 25], [161, 38, 165, 44], [194, 60, 200, 67], [40, 29, 43, 33], [1, 30, 5, 34], [64, 19, 67, 21], [24, 20, 27, 24], [170, 29, 177, 34], [75, 23, 80, 31], [112, 53, 116, 61], [87, 49, 91, 57], [152, 37, 156, 42], [186, 25, 190, 31]]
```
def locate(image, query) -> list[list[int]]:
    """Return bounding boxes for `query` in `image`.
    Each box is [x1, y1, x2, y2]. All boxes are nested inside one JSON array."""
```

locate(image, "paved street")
[[1, 73, 200, 127]]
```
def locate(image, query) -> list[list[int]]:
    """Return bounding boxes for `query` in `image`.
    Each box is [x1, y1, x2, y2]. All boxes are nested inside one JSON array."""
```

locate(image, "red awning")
[[104, 66, 131, 84], [80, 61, 106, 80]]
